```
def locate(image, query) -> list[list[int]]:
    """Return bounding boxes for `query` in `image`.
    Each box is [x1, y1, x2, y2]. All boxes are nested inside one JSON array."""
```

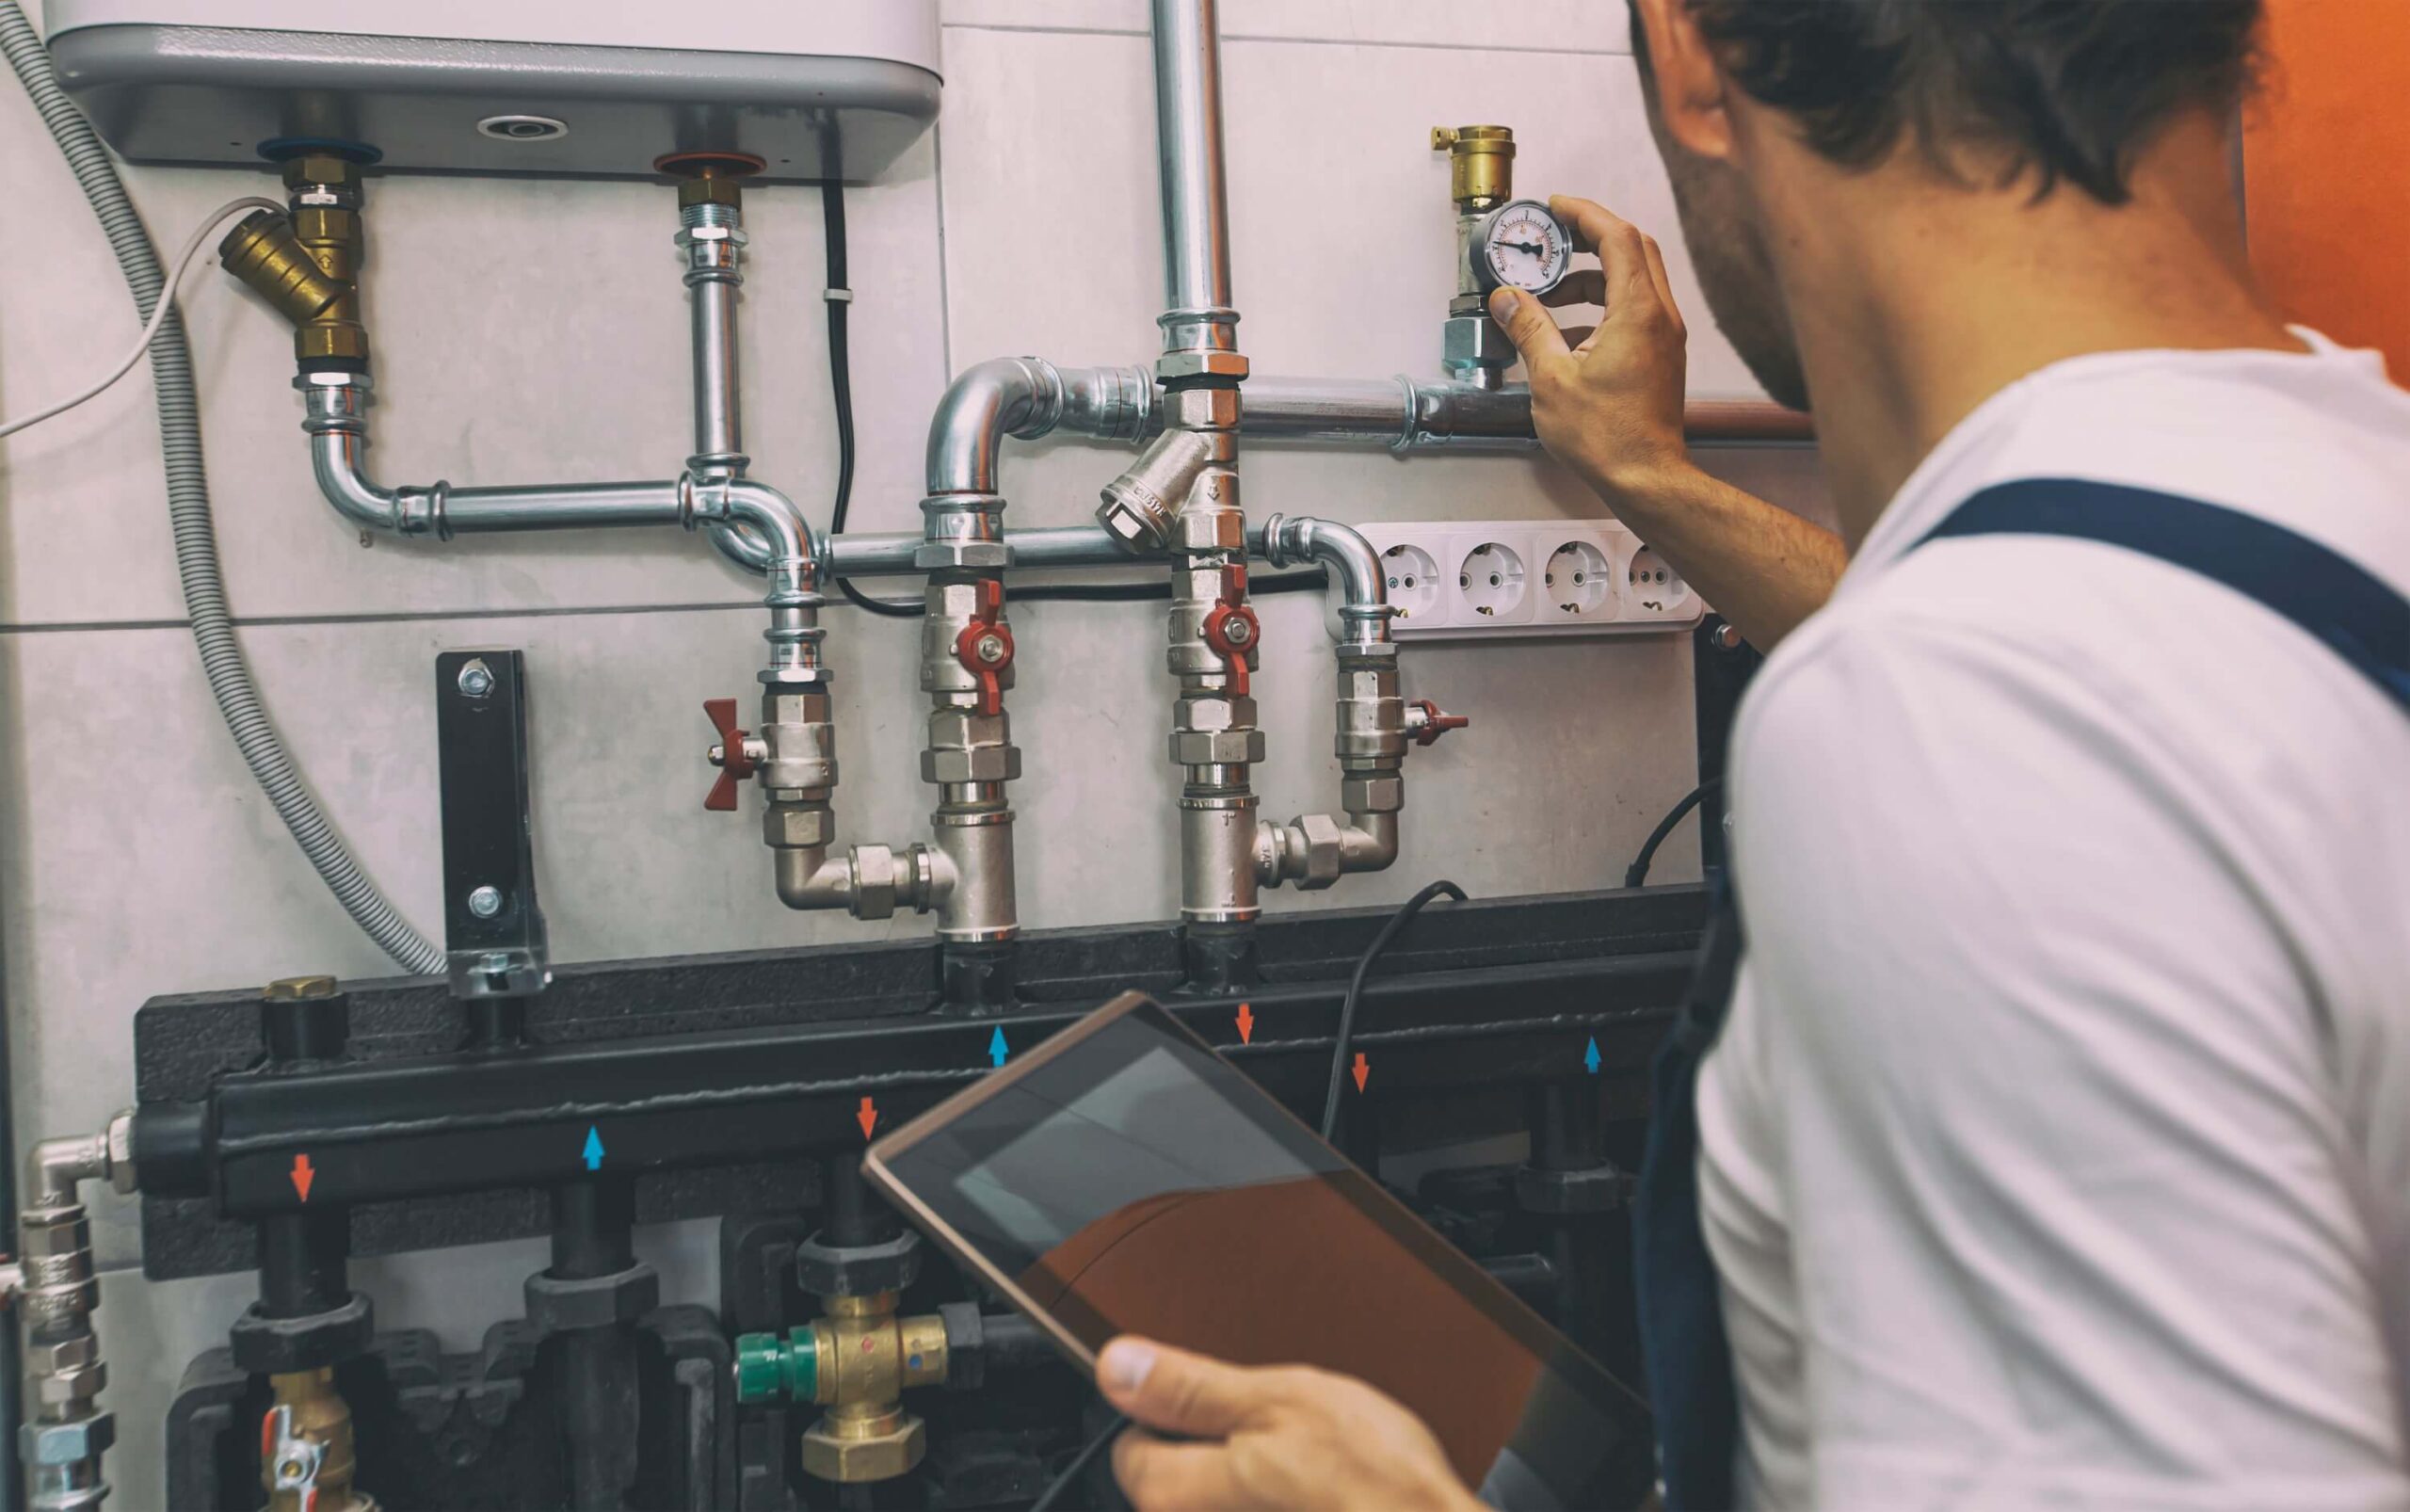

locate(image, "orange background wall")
[[2242, 0, 2410, 377]]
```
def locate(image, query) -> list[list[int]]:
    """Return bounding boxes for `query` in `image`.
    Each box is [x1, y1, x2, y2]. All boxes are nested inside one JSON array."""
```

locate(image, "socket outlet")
[[1339, 520, 1706, 641]]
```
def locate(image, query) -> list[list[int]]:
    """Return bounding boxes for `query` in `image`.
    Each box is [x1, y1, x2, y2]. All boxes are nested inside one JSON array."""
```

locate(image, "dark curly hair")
[[1635, 0, 2262, 202]]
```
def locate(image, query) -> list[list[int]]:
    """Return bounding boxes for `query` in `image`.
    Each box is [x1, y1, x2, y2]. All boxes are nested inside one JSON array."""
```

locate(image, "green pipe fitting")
[[734, 1327, 818, 1405]]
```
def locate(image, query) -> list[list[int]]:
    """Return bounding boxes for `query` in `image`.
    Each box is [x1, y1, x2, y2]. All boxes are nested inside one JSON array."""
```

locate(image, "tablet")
[[864, 991, 1657, 1510]]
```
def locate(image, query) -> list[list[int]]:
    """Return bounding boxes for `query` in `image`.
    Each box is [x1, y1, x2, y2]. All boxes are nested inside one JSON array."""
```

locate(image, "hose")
[[1624, 779, 1718, 890], [0, 2, 445, 976]]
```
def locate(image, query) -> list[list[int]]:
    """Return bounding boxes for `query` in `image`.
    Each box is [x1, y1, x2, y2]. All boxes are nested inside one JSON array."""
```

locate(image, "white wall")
[[0, 1, 1826, 1502]]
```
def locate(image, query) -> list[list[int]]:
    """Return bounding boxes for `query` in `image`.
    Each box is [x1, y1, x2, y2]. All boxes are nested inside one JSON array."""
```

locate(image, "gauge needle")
[[1501, 240, 1547, 257]]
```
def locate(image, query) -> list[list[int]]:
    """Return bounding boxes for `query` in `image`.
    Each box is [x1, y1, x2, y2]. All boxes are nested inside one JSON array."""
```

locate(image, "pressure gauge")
[[1468, 199, 1572, 298]]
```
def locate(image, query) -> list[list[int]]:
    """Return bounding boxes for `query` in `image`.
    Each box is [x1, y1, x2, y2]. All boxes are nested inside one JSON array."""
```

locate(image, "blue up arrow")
[[1583, 1037, 1601, 1075], [988, 1028, 1009, 1068], [583, 1126, 605, 1171]]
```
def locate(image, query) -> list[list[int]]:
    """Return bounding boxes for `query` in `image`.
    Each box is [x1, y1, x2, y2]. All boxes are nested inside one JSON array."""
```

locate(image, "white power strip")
[[1341, 520, 1703, 641]]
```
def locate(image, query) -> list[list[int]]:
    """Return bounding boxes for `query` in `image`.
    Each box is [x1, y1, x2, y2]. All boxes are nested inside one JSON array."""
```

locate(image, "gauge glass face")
[[1480, 201, 1571, 295]]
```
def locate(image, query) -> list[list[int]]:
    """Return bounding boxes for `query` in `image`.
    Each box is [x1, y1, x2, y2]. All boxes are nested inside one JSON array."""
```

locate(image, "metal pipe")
[[14, 1123, 124, 1512], [1151, 0, 1238, 361], [690, 278, 743, 475], [1255, 513, 1391, 645]]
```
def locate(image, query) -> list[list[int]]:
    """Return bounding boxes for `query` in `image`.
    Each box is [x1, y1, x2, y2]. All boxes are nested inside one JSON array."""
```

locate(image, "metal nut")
[[851, 844, 899, 921], [23, 1336, 96, 1375], [926, 709, 1008, 750], [1442, 314, 1516, 369], [921, 746, 1020, 784], [765, 690, 832, 724], [1155, 350, 1251, 382], [106, 1113, 136, 1197], [1176, 696, 1258, 732], [1342, 774, 1406, 815], [911, 540, 1012, 571], [456, 659, 495, 699], [17, 1215, 88, 1261], [21, 1412, 114, 1465], [929, 582, 988, 620], [467, 885, 504, 919], [800, 1414, 925, 1484], [1175, 506, 1245, 553], [36, 1363, 106, 1407], [1169, 729, 1265, 765], [1168, 387, 1241, 431], [1293, 813, 1346, 890], [764, 804, 835, 850]]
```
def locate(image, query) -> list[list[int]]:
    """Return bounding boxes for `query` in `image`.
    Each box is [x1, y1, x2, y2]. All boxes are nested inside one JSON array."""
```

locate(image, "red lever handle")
[[703, 697, 758, 812], [1410, 699, 1470, 748], [1201, 571, 1260, 698], [951, 580, 1015, 716]]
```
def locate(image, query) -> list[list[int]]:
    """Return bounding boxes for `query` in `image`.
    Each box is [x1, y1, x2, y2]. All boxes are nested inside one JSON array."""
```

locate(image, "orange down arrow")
[[290, 1154, 315, 1203], [858, 1098, 878, 1141], [1236, 1004, 1254, 1044], [1352, 1054, 1370, 1093]]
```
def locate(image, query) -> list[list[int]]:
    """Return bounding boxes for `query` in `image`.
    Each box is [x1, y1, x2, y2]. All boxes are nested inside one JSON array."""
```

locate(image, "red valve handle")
[[703, 697, 757, 812], [1201, 572, 1261, 698], [951, 580, 1015, 717], [1411, 699, 1470, 747]]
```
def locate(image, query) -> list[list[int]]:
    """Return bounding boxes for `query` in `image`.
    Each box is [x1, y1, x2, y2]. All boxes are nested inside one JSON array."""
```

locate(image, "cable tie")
[[824, 287, 855, 304]]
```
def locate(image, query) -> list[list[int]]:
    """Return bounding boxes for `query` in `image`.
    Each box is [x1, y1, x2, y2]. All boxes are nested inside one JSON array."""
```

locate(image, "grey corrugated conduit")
[[0, 1, 444, 975]]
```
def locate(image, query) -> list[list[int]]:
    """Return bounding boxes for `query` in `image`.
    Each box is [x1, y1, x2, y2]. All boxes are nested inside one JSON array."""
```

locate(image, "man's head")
[[1629, 0, 2263, 411]]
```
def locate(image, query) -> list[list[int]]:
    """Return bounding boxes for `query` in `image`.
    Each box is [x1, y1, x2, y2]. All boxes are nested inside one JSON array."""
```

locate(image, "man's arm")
[[1488, 196, 1845, 650]]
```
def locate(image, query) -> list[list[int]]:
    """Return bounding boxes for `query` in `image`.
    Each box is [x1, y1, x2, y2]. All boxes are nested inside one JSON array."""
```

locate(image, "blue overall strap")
[[1633, 869, 1745, 1512], [1920, 478, 2410, 714]]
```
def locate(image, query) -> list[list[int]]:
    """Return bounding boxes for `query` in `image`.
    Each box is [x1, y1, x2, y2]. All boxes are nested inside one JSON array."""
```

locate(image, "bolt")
[[1711, 621, 1744, 652], [972, 633, 1007, 666], [467, 885, 504, 919], [457, 659, 495, 699], [1221, 617, 1254, 647]]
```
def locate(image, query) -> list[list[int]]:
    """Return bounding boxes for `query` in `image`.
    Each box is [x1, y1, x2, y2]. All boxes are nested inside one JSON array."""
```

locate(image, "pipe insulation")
[[0, 1, 444, 976]]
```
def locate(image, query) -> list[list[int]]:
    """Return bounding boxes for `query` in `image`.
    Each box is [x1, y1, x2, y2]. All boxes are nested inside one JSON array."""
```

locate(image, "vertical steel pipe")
[[1150, 0, 1239, 359]]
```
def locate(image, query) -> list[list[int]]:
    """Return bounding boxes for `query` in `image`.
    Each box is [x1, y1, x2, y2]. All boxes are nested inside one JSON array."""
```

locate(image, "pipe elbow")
[[718, 479, 817, 578], [773, 847, 854, 911], [1338, 812, 1399, 875], [1258, 513, 1394, 643], [26, 1132, 112, 1211], [925, 356, 1063, 498], [309, 432, 403, 531]]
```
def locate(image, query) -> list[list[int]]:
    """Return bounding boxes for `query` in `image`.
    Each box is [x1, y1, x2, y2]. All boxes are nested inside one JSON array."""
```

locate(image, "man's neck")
[[1771, 115, 2302, 548]]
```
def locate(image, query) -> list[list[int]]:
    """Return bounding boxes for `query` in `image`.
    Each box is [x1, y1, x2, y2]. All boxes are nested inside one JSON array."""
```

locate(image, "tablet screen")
[[873, 996, 1655, 1510]]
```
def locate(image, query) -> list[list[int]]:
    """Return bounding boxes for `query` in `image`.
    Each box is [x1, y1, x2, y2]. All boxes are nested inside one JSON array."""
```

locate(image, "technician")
[[1094, 0, 2410, 1506]]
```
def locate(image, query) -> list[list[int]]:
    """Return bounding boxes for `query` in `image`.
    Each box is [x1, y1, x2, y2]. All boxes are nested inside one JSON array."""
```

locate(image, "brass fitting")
[[219, 213, 348, 330], [1432, 124, 1516, 211], [263, 1368, 377, 1512], [677, 174, 745, 213], [257, 154, 369, 366], [744, 1292, 949, 1484]]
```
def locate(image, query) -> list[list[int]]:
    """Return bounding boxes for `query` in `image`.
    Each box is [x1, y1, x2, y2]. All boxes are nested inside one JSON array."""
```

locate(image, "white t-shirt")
[[1697, 331, 2410, 1509]]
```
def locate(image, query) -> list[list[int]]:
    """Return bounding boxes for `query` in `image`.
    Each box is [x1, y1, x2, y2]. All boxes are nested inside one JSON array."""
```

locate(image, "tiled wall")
[[0, 2, 1824, 1499]]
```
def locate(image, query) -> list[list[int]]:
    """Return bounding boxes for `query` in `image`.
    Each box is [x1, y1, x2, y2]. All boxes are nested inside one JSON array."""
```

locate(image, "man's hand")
[[1487, 195, 1694, 504], [1099, 1336, 1481, 1512]]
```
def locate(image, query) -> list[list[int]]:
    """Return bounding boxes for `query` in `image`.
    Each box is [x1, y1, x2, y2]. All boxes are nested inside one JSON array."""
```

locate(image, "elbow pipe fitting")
[[772, 838, 947, 921], [1255, 513, 1394, 644], [924, 357, 1154, 500], [1256, 810, 1398, 891], [300, 377, 440, 537]]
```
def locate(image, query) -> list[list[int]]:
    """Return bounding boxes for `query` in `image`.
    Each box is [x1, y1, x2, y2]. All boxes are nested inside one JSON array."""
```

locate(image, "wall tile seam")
[[940, 21, 1631, 58]]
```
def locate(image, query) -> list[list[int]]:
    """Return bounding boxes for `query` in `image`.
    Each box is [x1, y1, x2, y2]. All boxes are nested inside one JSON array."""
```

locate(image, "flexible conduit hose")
[[0, 2, 444, 975]]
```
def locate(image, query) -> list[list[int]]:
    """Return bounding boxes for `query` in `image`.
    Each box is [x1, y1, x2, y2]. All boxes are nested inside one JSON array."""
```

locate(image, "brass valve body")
[[1432, 123, 1516, 210], [219, 213, 348, 330], [264, 1368, 377, 1512], [797, 1292, 949, 1484], [236, 153, 370, 366]]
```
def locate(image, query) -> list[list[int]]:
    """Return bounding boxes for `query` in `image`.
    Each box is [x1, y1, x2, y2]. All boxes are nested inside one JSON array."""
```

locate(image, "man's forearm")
[[1596, 463, 1846, 649]]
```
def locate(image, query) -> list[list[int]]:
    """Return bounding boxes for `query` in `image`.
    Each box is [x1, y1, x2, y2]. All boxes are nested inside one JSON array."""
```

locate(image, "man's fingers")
[[1112, 1428, 1248, 1512], [1558, 325, 1598, 351], [1638, 234, 1686, 337], [1541, 268, 1606, 308], [1487, 287, 1569, 364], [1099, 1338, 1275, 1439], [1550, 194, 1658, 314]]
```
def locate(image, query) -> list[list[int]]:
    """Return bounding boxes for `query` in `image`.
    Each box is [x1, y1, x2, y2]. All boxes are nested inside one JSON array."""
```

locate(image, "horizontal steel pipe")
[[137, 949, 1692, 1217], [441, 481, 684, 533]]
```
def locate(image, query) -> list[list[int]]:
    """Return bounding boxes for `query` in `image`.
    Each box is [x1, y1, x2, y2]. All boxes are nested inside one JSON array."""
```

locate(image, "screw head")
[[456, 659, 495, 699], [972, 633, 1008, 666], [1221, 616, 1254, 647], [467, 885, 504, 919]]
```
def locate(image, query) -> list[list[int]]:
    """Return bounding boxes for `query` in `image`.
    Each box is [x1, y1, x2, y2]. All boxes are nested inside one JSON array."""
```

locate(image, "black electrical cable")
[[1322, 878, 1469, 1139], [1028, 879, 1470, 1508], [814, 184, 1332, 616], [1624, 778, 1720, 890]]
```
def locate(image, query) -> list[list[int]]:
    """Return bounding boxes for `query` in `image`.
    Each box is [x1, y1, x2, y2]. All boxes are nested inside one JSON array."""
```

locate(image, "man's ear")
[[1632, 0, 1736, 162]]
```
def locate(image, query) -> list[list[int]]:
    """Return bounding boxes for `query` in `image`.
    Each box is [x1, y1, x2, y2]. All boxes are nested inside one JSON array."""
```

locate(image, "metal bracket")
[[435, 650, 550, 1000]]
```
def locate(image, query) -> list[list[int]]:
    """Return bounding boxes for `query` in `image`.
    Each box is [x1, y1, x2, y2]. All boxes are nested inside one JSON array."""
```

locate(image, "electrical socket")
[[1343, 520, 1703, 641]]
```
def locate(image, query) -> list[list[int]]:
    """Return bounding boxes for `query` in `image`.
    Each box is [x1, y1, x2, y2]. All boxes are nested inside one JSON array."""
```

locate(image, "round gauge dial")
[[1472, 200, 1572, 297]]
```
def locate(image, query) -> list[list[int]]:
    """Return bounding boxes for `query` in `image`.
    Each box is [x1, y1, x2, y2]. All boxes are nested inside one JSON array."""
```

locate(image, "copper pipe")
[[1684, 399, 1812, 442]]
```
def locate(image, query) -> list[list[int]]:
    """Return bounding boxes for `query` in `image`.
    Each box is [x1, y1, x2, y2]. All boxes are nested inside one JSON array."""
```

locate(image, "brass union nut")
[[801, 1415, 925, 1484]]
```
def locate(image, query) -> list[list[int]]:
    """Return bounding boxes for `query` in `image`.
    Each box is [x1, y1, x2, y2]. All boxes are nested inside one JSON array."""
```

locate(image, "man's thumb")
[[1098, 1338, 1258, 1438], [1488, 287, 1567, 362]]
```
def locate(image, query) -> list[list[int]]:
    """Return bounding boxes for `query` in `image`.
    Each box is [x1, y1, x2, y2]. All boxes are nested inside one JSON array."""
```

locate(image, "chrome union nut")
[[763, 804, 834, 850], [801, 1414, 924, 1483], [107, 1113, 136, 1196], [36, 1363, 106, 1409], [1169, 387, 1242, 431], [764, 690, 832, 725], [926, 709, 1009, 751], [1170, 729, 1265, 765], [22, 1411, 114, 1466], [18, 1214, 88, 1260], [1175, 696, 1258, 732], [1342, 774, 1406, 814], [912, 539, 1012, 571], [1294, 813, 1346, 890], [1442, 314, 1516, 369], [851, 844, 900, 921], [24, 1336, 96, 1375], [921, 745, 1020, 784], [1155, 350, 1251, 382]]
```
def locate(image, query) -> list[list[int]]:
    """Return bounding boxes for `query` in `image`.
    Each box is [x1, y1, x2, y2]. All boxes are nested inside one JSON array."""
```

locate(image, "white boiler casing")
[[40, 0, 942, 181]]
